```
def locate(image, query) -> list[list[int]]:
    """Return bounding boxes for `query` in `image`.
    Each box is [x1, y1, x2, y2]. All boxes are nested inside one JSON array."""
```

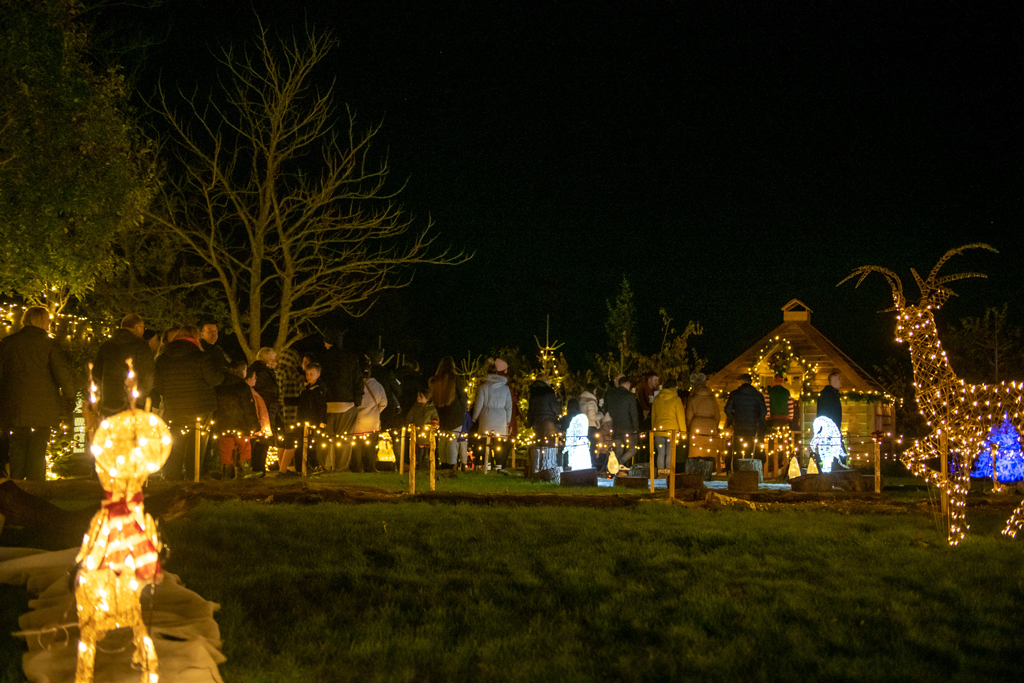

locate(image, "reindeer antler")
[[837, 265, 906, 310], [916, 243, 997, 307]]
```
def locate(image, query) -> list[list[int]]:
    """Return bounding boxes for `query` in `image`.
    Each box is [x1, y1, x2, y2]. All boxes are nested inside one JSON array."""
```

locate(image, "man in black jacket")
[[152, 325, 224, 480], [527, 375, 560, 444], [0, 307, 76, 480], [93, 314, 155, 416], [723, 373, 767, 471], [604, 376, 639, 471], [319, 329, 363, 471]]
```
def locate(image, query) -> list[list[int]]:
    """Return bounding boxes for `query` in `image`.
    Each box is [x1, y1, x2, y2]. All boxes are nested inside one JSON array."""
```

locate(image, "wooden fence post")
[[873, 435, 882, 494], [194, 419, 202, 483], [669, 431, 677, 500], [649, 432, 655, 493], [428, 426, 436, 491], [301, 423, 309, 477], [399, 426, 405, 475], [409, 431, 416, 495]]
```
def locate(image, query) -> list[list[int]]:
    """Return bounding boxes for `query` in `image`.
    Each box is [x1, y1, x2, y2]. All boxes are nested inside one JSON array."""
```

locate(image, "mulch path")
[[3, 477, 1021, 550]]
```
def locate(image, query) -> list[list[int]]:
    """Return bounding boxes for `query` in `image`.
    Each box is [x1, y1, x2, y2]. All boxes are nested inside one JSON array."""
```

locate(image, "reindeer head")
[[838, 243, 997, 343]]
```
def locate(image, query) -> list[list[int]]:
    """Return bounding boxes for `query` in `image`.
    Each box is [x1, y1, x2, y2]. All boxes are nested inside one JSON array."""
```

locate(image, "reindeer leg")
[[131, 620, 159, 683], [1002, 497, 1024, 539], [75, 621, 100, 683]]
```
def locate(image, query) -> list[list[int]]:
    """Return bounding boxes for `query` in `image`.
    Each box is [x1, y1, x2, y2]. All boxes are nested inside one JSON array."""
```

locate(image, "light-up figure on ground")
[[563, 413, 592, 470], [809, 416, 847, 473], [75, 410, 172, 683]]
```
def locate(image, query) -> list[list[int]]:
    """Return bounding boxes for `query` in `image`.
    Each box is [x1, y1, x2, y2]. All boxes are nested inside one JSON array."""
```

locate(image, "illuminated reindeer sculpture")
[[840, 243, 1024, 545]]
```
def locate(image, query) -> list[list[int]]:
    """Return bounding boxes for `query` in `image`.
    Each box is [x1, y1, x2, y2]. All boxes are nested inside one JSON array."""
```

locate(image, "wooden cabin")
[[706, 299, 894, 465]]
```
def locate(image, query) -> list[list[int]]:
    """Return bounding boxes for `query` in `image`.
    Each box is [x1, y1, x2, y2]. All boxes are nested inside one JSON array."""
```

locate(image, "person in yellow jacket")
[[651, 378, 688, 472]]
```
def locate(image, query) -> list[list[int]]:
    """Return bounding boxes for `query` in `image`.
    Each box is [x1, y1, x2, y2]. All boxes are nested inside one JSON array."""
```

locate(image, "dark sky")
[[103, 1, 1023, 374]]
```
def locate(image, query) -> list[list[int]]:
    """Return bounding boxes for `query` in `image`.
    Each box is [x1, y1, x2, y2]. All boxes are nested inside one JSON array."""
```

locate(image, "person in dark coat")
[[152, 325, 224, 480], [526, 375, 560, 445], [199, 321, 229, 369], [0, 306, 76, 480], [395, 359, 426, 425], [92, 313, 155, 416], [816, 372, 843, 428], [319, 329, 363, 471], [247, 347, 283, 474], [214, 357, 260, 479], [723, 373, 767, 471], [603, 376, 639, 470]]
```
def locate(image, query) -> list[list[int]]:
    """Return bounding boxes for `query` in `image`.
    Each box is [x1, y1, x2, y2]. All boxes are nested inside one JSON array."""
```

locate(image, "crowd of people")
[[0, 306, 847, 482]]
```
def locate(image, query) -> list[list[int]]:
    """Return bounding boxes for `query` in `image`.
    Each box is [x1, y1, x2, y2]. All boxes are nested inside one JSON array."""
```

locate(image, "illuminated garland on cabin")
[[749, 336, 817, 394]]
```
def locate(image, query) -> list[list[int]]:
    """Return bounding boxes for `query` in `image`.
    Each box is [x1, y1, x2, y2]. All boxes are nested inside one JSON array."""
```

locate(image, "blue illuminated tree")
[[972, 416, 1024, 482]]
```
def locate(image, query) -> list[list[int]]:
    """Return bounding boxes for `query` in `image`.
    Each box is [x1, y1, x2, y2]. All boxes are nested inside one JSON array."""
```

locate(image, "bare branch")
[[150, 23, 470, 357]]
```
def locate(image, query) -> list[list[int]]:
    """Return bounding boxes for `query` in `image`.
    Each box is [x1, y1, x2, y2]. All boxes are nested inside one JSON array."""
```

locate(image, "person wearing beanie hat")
[[472, 360, 513, 467]]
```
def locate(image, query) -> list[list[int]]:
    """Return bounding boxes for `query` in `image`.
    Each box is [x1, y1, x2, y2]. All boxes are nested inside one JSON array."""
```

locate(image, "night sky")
[[102, 1, 1023, 374]]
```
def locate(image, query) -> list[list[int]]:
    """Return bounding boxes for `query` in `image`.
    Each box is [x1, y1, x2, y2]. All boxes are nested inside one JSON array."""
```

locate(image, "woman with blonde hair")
[[247, 347, 284, 476], [429, 356, 468, 468]]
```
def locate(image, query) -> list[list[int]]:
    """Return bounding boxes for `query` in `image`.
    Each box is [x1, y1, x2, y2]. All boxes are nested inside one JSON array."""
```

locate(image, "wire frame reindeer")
[[840, 243, 1024, 545]]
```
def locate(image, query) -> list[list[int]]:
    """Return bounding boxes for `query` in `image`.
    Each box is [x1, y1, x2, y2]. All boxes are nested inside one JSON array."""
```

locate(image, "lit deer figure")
[[840, 243, 1024, 545]]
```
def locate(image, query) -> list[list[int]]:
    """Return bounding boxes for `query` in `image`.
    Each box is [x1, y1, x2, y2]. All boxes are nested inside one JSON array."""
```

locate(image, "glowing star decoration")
[[842, 243, 1024, 545], [809, 417, 846, 473], [75, 409, 172, 683], [563, 414, 591, 471], [972, 416, 1024, 483]]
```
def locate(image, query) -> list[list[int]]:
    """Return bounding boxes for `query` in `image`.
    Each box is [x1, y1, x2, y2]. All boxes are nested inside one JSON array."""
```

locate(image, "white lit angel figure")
[[563, 413, 592, 470], [75, 410, 173, 683], [809, 416, 848, 473]]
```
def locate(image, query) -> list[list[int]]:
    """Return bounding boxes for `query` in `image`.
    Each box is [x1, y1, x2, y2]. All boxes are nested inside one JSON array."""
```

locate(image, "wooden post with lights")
[[483, 435, 491, 474], [408, 430, 416, 495], [429, 425, 436, 491], [669, 431, 677, 500], [648, 431, 656, 493], [399, 427, 406, 475], [873, 433, 882, 494], [194, 418, 202, 482], [301, 423, 309, 476]]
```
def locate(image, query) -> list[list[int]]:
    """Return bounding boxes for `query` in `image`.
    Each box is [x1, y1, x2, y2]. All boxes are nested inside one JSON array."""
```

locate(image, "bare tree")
[[148, 24, 469, 360]]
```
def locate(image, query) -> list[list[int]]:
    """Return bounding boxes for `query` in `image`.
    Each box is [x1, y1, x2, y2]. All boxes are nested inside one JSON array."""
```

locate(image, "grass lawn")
[[3, 474, 1021, 682]]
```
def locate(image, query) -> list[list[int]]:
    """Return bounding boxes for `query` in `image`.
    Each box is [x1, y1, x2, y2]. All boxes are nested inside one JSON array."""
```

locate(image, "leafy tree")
[[599, 277, 704, 384], [604, 275, 636, 368], [946, 304, 1022, 383], [0, 0, 155, 312], [148, 24, 469, 360]]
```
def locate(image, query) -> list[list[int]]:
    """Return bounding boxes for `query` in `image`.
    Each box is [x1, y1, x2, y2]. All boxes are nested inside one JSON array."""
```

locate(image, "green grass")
[[3, 473, 1019, 683], [145, 501, 1022, 683]]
